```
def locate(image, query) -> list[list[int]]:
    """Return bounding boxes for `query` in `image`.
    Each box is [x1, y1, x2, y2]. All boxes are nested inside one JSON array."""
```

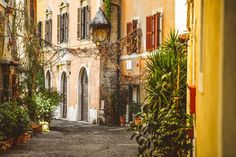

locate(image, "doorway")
[[81, 69, 88, 121], [61, 72, 67, 118]]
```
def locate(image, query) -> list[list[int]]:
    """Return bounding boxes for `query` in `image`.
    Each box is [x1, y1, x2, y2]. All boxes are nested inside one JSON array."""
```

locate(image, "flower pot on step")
[[134, 117, 141, 125], [119, 115, 126, 127]]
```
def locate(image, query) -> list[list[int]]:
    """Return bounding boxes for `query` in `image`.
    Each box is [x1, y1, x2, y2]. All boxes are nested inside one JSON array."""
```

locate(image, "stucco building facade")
[[37, 0, 121, 124], [119, 0, 188, 122], [0, 0, 18, 103]]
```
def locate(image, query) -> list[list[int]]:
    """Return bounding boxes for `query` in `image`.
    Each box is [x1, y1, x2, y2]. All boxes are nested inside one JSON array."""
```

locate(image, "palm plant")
[[130, 31, 191, 157]]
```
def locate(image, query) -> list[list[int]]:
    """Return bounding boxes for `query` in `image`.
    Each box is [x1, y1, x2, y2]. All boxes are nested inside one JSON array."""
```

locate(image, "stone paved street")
[[2, 120, 138, 157]]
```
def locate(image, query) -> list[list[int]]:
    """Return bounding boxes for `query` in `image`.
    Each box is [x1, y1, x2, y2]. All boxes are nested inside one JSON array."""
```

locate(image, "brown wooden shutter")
[[132, 19, 138, 53], [81, 7, 84, 39], [85, 6, 90, 39], [0, 14, 4, 54], [132, 19, 138, 30], [57, 15, 60, 43], [45, 20, 48, 43], [154, 12, 161, 49], [146, 15, 153, 51], [65, 13, 69, 42], [126, 22, 132, 54], [60, 15, 64, 42], [77, 8, 81, 39], [49, 19, 52, 44]]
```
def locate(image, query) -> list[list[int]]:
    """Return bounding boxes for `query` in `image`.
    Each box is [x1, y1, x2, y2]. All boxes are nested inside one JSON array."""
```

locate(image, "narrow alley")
[[2, 120, 137, 157]]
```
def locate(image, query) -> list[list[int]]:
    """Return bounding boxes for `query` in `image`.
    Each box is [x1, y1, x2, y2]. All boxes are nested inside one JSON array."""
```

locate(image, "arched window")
[[45, 71, 51, 91]]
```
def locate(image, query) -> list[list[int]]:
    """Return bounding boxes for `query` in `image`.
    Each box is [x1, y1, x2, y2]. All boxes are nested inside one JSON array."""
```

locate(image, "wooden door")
[[61, 72, 67, 118], [81, 69, 88, 121]]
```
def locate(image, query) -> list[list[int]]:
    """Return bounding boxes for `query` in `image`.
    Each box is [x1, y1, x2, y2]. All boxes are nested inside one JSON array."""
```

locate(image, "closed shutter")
[[57, 15, 60, 43], [0, 14, 4, 54], [49, 19, 52, 44], [60, 15, 64, 43], [154, 12, 161, 49], [85, 6, 90, 39], [65, 13, 69, 42], [126, 22, 132, 54], [38, 22, 42, 46], [81, 7, 85, 39], [132, 19, 138, 53], [146, 15, 153, 51], [45, 20, 48, 43], [77, 8, 81, 39]]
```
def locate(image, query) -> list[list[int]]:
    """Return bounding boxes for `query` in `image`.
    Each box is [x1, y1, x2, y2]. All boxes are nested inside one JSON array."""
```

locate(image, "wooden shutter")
[[38, 22, 42, 45], [77, 8, 81, 39], [154, 12, 161, 49], [60, 15, 64, 43], [146, 15, 153, 51], [0, 14, 4, 54], [126, 22, 132, 54], [132, 19, 138, 53], [45, 20, 48, 43], [81, 7, 85, 39], [85, 6, 90, 39], [49, 19, 52, 44], [57, 15, 60, 43], [65, 13, 69, 42], [132, 19, 138, 30]]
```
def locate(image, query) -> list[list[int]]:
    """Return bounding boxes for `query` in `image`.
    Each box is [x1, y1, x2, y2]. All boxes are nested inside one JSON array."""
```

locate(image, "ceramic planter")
[[134, 117, 141, 125], [119, 115, 126, 127]]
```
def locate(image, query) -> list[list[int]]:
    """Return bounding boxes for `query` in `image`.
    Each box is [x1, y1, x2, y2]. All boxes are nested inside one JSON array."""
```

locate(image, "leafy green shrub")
[[0, 101, 30, 139], [129, 101, 142, 116], [130, 31, 192, 156], [32, 89, 61, 122]]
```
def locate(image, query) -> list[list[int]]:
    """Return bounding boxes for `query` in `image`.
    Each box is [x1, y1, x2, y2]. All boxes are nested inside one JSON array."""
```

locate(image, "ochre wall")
[[194, 0, 223, 156]]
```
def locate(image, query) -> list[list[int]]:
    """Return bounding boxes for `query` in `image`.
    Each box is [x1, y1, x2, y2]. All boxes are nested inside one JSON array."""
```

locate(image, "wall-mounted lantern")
[[90, 8, 111, 46]]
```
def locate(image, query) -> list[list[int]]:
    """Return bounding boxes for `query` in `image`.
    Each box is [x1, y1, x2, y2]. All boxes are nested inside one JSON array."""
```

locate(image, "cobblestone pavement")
[[2, 120, 138, 157]]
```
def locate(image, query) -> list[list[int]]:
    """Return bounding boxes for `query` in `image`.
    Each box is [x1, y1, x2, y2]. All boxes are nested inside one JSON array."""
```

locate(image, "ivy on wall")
[[104, 0, 111, 20]]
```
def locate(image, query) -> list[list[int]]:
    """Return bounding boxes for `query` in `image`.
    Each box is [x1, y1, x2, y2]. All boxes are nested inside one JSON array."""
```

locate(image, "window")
[[37, 21, 42, 46], [126, 19, 139, 54], [45, 71, 51, 91], [45, 19, 52, 45], [57, 13, 69, 43], [77, 6, 90, 40], [146, 12, 162, 52]]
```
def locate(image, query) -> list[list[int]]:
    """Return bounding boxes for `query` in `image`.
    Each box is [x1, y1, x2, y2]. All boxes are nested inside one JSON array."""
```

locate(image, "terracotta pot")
[[119, 116, 126, 127], [31, 123, 42, 134], [26, 133, 31, 141], [134, 117, 141, 125], [17, 133, 29, 143], [0, 139, 11, 152]]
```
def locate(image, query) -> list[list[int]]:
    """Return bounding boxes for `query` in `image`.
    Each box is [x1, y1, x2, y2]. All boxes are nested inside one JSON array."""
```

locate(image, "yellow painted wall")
[[188, 0, 223, 156]]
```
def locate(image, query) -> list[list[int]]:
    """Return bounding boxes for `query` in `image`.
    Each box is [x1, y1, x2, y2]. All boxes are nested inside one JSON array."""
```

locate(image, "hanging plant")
[[104, 0, 111, 20]]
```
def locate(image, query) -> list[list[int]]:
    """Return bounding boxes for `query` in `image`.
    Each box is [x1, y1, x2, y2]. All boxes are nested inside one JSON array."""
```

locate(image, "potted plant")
[[119, 115, 126, 127], [129, 101, 142, 125]]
